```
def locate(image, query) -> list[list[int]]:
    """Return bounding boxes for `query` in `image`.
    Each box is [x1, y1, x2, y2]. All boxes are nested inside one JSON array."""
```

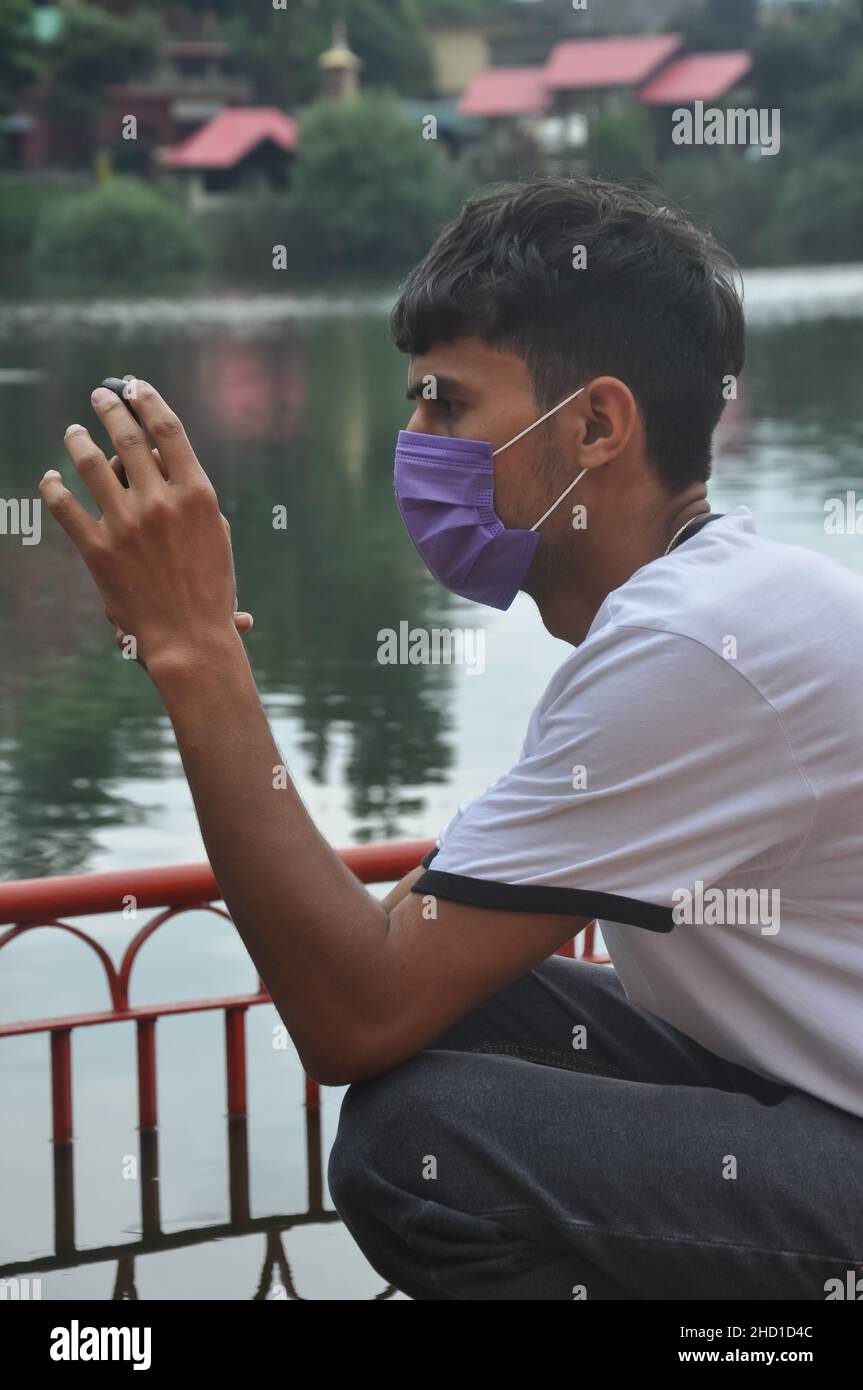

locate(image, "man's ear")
[[577, 377, 639, 467]]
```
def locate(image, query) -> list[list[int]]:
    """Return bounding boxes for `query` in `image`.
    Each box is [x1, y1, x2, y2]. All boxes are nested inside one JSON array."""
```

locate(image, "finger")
[[39, 467, 101, 551], [62, 424, 127, 516], [108, 447, 167, 486], [121, 378, 201, 483], [90, 386, 162, 492], [109, 605, 251, 634], [109, 457, 129, 489]]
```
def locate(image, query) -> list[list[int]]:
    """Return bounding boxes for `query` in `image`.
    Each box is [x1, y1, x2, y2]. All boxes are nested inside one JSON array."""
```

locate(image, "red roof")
[[639, 51, 752, 104], [459, 66, 550, 118], [162, 106, 299, 170], [545, 34, 682, 90]]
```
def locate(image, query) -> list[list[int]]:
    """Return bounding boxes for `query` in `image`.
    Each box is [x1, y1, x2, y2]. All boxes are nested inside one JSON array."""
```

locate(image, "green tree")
[[44, 4, 159, 142], [749, 0, 862, 134], [30, 179, 209, 287], [589, 106, 652, 179], [0, 0, 39, 118], [223, 0, 431, 107], [671, 0, 758, 52], [288, 91, 469, 268]]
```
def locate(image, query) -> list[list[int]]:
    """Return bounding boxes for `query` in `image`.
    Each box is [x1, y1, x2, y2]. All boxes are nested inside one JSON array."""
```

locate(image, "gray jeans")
[[327, 955, 863, 1299]]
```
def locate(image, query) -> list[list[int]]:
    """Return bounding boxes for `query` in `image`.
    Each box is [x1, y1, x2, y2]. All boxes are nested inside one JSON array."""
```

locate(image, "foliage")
[[0, 0, 39, 117], [287, 92, 471, 268], [0, 172, 85, 271], [658, 153, 784, 266], [29, 179, 209, 286], [764, 153, 863, 266], [223, 0, 431, 108], [670, 0, 758, 52], [44, 4, 159, 124], [198, 186, 296, 280], [589, 106, 652, 179]]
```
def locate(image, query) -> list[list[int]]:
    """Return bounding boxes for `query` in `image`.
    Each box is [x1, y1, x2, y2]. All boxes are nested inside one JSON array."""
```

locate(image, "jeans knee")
[[327, 1053, 434, 1220]]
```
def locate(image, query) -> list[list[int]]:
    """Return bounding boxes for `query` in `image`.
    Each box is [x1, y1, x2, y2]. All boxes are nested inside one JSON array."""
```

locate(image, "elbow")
[[300, 1030, 401, 1088], [303, 1055, 359, 1087]]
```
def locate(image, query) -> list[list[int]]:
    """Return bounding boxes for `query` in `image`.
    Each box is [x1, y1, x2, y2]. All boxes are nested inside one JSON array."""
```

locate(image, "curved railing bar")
[[116, 901, 236, 1012], [0, 840, 437, 927], [0, 841, 436, 1031], [0, 919, 124, 1012]]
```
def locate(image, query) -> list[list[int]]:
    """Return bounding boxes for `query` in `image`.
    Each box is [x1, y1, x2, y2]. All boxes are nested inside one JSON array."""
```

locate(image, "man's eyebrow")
[[405, 373, 465, 401]]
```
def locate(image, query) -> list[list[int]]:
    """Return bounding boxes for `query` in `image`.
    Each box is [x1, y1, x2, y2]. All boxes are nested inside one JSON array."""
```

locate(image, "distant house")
[[160, 107, 299, 207], [545, 34, 685, 117], [4, 28, 253, 172], [423, 0, 706, 97], [459, 33, 753, 158], [459, 67, 550, 121], [640, 52, 753, 156], [105, 38, 253, 156]]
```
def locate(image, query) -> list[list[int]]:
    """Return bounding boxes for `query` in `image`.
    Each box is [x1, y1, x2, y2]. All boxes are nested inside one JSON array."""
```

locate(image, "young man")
[[42, 178, 863, 1301]]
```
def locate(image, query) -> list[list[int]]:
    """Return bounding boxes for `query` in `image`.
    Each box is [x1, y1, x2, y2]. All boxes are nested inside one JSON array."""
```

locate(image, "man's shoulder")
[[589, 508, 863, 675], [532, 508, 863, 734]]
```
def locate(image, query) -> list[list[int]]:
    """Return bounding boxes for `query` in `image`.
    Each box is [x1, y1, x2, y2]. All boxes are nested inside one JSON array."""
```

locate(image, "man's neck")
[[533, 490, 711, 646]]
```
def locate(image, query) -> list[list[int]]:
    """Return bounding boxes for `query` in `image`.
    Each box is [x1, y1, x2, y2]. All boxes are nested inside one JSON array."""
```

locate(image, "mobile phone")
[[99, 376, 144, 428]]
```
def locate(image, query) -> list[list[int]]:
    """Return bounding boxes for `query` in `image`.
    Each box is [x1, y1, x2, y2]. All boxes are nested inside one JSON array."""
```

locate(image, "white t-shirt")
[[414, 506, 863, 1119]]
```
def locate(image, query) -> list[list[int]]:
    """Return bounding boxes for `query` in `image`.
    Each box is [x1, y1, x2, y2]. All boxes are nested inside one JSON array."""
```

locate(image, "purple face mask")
[[394, 385, 587, 610]]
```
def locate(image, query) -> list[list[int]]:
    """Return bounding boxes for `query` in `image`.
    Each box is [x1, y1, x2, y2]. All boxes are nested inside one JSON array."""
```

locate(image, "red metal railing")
[[0, 840, 607, 1130], [0, 840, 606, 1292]]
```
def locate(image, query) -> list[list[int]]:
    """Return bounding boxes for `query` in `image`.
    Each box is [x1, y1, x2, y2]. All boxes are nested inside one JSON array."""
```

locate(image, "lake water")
[[1, 266, 862, 1298]]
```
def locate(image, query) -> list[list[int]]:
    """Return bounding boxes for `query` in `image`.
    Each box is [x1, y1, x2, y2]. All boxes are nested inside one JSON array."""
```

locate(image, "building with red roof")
[[460, 67, 550, 119], [160, 107, 299, 204], [456, 33, 755, 162], [545, 34, 684, 96], [639, 53, 753, 107]]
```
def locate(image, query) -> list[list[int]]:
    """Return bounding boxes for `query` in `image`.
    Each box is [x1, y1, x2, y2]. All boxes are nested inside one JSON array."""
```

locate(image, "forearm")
[[150, 629, 390, 1078]]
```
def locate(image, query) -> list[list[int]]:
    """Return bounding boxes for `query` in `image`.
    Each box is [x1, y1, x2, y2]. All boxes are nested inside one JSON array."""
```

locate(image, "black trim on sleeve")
[[411, 870, 674, 933], [420, 846, 440, 869]]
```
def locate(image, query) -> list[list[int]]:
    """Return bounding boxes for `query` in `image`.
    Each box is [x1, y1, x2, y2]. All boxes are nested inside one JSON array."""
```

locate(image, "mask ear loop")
[[490, 385, 589, 533], [491, 384, 586, 457], [529, 466, 590, 532]]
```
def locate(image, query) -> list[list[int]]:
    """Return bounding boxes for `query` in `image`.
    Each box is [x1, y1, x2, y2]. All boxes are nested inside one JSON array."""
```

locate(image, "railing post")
[[225, 1006, 250, 1223], [225, 1007, 247, 1119], [50, 1028, 75, 1256], [137, 1017, 161, 1237], [51, 1028, 73, 1144], [305, 1073, 320, 1111], [305, 1078, 324, 1215], [137, 1017, 158, 1131]]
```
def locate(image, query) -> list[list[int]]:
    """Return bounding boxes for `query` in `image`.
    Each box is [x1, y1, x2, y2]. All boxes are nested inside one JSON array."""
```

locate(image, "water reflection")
[[0, 274, 862, 879], [0, 308, 456, 875], [0, 1112, 398, 1301]]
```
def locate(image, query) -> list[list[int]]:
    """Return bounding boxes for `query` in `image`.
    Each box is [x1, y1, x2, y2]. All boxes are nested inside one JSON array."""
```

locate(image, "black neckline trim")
[[668, 511, 724, 552]]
